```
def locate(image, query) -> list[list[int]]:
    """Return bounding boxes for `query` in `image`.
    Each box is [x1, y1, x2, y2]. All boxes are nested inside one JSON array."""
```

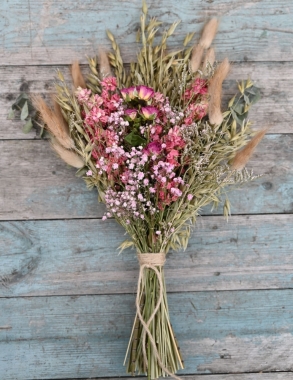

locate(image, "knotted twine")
[[136, 253, 182, 380]]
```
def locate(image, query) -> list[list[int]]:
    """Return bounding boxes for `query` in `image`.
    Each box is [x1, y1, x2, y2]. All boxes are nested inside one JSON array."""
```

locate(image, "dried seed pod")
[[190, 44, 204, 73], [208, 58, 230, 125], [199, 18, 219, 49], [231, 128, 267, 170], [99, 49, 112, 78], [51, 139, 84, 168], [52, 97, 69, 134], [190, 18, 218, 73], [31, 95, 74, 149], [71, 61, 86, 89]]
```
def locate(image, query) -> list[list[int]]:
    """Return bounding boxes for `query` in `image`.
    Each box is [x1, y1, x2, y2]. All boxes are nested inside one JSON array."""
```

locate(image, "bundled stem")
[[125, 264, 183, 379]]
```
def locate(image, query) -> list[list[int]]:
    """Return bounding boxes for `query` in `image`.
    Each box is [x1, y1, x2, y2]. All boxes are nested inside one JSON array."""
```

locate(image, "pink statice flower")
[[101, 77, 117, 91], [76, 87, 92, 104], [184, 78, 208, 99]]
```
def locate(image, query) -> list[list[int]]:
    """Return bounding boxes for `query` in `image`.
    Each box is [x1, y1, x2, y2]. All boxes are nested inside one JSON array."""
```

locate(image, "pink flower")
[[124, 109, 137, 120], [137, 85, 154, 101], [187, 194, 193, 201], [141, 106, 158, 119], [153, 92, 165, 102], [145, 141, 162, 155], [184, 78, 208, 100], [92, 94, 103, 106], [76, 87, 91, 104], [192, 78, 208, 95], [137, 172, 144, 180], [86, 170, 93, 176], [120, 86, 137, 100], [101, 77, 117, 91]]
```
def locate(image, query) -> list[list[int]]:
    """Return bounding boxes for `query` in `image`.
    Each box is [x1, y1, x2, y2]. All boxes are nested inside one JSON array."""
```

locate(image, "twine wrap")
[[137, 252, 166, 267], [135, 253, 182, 380]]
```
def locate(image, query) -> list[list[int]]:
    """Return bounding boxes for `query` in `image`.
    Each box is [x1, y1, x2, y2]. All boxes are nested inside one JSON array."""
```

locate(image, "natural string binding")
[[135, 253, 182, 380]]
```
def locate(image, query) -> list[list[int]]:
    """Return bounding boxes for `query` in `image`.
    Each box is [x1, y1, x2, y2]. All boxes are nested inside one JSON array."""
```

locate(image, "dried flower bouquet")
[[31, 2, 265, 379]]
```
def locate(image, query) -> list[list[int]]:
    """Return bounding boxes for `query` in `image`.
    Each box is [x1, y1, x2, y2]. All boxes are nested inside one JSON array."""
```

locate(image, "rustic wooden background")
[[1, 0, 293, 379]]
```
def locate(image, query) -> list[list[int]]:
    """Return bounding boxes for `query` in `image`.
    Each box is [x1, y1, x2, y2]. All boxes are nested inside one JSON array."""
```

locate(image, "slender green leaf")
[[20, 101, 29, 121], [7, 108, 15, 120], [22, 118, 33, 133]]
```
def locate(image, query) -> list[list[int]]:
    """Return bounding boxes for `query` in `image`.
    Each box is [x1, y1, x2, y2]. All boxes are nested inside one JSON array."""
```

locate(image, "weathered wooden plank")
[[2, 62, 293, 139], [77, 375, 293, 380], [1, 0, 293, 65], [1, 214, 293, 297], [0, 134, 291, 220], [72, 372, 292, 380], [1, 290, 293, 379]]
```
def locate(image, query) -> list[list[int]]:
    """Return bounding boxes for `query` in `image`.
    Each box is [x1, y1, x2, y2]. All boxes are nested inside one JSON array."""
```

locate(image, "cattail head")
[[208, 58, 230, 125], [71, 61, 86, 89], [51, 139, 84, 168], [231, 128, 267, 170], [199, 18, 219, 49], [190, 44, 204, 73], [99, 49, 112, 78], [31, 95, 74, 149]]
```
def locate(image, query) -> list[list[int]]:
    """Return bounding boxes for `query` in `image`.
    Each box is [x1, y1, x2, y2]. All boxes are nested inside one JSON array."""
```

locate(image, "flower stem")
[[125, 267, 184, 379]]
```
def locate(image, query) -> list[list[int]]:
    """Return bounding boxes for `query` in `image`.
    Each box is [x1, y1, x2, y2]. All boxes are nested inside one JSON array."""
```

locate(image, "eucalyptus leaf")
[[231, 102, 245, 115], [12, 93, 29, 110], [124, 131, 146, 146], [22, 118, 33, 133], [231, 109, 248, 126], [245, 86, 258, 95], [7, 108, 15, 120], [243, 94, 250, 104], [20, 101, 29, 120], [249, 91, 261, 105]]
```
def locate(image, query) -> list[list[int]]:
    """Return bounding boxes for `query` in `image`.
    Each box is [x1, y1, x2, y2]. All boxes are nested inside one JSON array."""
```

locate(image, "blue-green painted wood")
[[1, 1, 292, 379], [82, 376, 293, 380], [0, 0, 292, 65], [0, 134, 292, 220], [75, 376, 293, 380], [1, 289, 293, 379], [1, 214, 293, 297]]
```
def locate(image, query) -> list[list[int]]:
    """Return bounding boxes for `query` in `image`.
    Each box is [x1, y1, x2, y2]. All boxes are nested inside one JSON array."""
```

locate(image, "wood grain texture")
[[1, 0, 293, 65], [74, 376, 293, 380], [1, 214, 293, 297], [2, 62, 293, 139], [1, 290, 293, 379], [0, 134, 292, 220]]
